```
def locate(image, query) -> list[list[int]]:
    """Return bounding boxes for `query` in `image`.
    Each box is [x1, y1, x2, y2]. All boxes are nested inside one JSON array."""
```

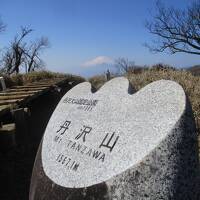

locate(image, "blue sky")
[[0, 0, 199, 77]]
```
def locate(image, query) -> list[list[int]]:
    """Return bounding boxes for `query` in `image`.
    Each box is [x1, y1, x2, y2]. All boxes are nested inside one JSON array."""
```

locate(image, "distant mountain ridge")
[[187, 65, 200, 76]]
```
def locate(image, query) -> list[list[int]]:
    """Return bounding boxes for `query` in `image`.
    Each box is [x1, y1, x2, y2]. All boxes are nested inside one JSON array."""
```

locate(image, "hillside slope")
[[187, 65, 200, 76]]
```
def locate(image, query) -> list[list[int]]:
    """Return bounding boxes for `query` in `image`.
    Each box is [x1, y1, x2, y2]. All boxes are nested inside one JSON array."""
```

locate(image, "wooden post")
[[0, 123, 16, 151], [0, 76, 6, 91], [12, 108, 30, 145], [0, 123, 15, 199]]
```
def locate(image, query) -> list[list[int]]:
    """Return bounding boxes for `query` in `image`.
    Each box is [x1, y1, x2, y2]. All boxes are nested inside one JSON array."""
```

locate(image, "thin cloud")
[[82, 56, 113, 67]]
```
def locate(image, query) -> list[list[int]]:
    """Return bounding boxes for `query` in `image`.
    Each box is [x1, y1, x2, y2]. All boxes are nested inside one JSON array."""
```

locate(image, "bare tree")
[[145, 1, 200, 55], [1, 27, 32, 74], [0, 25, 50, 75], [1, 50, 14, 74], [26, 37, 49, 72], [0, 17, 6, 33], [115, 57, 135, 74]]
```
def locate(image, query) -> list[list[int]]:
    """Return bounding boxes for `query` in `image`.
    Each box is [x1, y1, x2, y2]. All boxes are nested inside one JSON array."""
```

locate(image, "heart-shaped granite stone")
[[30, 77, 199, 200], [42, 77, 186, 188]]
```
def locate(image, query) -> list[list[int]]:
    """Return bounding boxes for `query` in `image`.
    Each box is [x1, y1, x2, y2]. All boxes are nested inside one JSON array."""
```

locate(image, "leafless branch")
[[114, 57, 135, 74], [26, 37, 49, 72], [0, 18, 6, 33], [0, 26, 49, 74], [145, 0, 200, 55]]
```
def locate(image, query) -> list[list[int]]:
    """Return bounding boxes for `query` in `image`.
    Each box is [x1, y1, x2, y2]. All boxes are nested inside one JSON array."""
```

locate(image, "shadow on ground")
[[0, 84, 73, 200]]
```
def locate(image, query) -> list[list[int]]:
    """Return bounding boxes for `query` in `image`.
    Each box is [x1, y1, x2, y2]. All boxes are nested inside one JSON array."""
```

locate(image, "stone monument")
[[29, 77, 199, 200]]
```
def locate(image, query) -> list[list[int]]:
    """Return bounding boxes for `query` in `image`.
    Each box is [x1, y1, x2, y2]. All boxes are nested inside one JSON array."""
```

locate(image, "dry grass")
[[1, 71, 85, 88], [89, 68, 200, 135], [88, 74, 107, 90]]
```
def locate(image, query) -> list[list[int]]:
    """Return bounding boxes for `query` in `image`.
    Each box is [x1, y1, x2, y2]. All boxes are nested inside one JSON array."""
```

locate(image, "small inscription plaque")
[[63, 97, 98, 111]]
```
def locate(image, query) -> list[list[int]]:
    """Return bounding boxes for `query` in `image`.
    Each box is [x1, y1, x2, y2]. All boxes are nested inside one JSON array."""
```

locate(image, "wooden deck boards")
[[0, 78, 66, 117], [0, 91, 39, 96], [0, 94, 31, 100], [8, 86, 48, 92]]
